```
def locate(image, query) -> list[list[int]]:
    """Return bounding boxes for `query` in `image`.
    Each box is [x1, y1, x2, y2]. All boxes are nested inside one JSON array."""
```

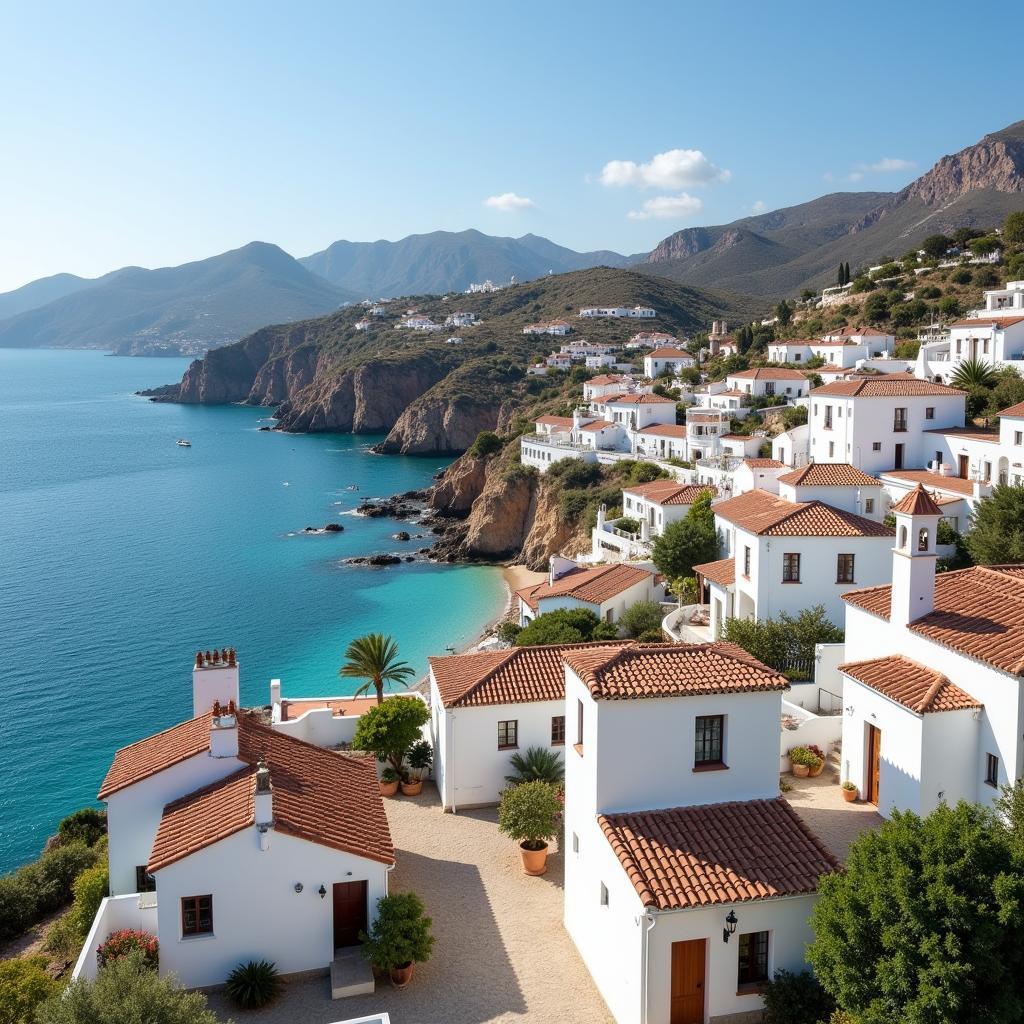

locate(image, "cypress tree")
[[843, 261, 850, 284], [837, 263, 844, 286]]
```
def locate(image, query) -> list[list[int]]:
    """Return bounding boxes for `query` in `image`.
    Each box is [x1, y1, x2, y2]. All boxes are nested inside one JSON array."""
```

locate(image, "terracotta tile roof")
[[839, 655, 980, 714], [712, 489, 892, 537], [720, 433, 755, 441], [647, 347, 691, 358], [742, 458, 785, 470], [811, 376, 965, 397], [587, 374, 625, 385], [693, 557, 735, 587], [535, 415, 574, 428], [843, 565, 1024, 675], [563, 641, 788, 700], [607, 393, 675, 405], [148, 714, 393, 871], [728, 367, 807, 381], [600, 798, 839, 910], [624, 481, 716, 505], [99, 714, 213, 799], [891, 483, 943, 516], [880, 470, 974, 497], [516, 563, 655, 612], [827, 326, 890, 337], [778, 463, 879, 488], [949, 316, 1024, 328], [1000, 401, 1024, 418], [429, 641, 631, 709], [923, 426, 998, 441], [578, 419, 615, 432], [717, 388, 748, 397], [636, 424, 687, 438]]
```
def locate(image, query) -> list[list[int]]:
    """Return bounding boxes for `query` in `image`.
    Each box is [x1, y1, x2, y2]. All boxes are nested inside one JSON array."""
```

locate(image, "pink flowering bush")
[[96, 928, 159, 970]]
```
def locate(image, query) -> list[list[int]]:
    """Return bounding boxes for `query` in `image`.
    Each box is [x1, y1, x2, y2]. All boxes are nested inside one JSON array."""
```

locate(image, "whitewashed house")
[[583, 374, 643, 401], [776, 462, 885, 519], [85, 650, 394, 991], [632, 423, 689, 461], [515, 559, 663, 628], [726, 367, 808, 401], [428, 641, 629, 811], [397, 314, 442, 331], [698, 488, 894, 637], [524, 320, 572, 336], [808, 374, 966, 474], [772, 423, 810, 468], [838, 485, 1024, 817], [580, 306, 656, 319], [621, 480, 715, 536], [590, 393, 677, 432], [445, 311, 478, 328], [729, 457, 788, 496], [628, 331, 679, 350], [562, 340, 614, 359], [643, 347, 695, 377], [563, 643, 839, 1024]]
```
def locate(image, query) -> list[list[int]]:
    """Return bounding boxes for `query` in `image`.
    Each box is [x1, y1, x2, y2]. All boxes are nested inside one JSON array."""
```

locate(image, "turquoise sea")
[[0, 349, 504, 874]]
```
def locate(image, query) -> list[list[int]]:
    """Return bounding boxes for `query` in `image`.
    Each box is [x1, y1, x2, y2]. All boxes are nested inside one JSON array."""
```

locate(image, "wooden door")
[[332, 880, 368, 949], [894, 443, 905, 470], [670, 938, 706, 1024], [958, 454, 969, 479], [866, 725, 881, 805]]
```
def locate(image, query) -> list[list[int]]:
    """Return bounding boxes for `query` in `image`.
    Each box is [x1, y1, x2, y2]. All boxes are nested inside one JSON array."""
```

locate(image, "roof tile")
[[516, 563, 655, 612], [713, 489, 892, 537], [839, 655, 980, 713], [777, 463, 879, 488]]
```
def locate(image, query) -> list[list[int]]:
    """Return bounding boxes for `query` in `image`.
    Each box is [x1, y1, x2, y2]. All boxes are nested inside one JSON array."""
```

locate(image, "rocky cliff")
[[376, 394, 503, 455]]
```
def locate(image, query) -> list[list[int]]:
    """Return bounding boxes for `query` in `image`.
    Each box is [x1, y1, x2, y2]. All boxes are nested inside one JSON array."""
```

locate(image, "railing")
[[817, 686, 843, 716], [662, 604, 713, 643]]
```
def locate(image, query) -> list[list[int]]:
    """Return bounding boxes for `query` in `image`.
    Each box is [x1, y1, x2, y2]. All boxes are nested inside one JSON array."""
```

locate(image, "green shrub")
[[637, 629, 664, 643], [352, 696, 431, 778], [614, 516, 641, 535], [468, 431, 504, 459], [505, 746, 564, 786], [68, 861, 108, 939], [361, 892, 435, 971], [952, 267, 973, 285], [549, 459, 602, 488], [515, 608, 617, 646], [619, 600, 665, 638], [558, 490, 590, 524], [763, 969, 835, 1024], [496, 620, 523, 644], [498, 780, 561, 850], [96, 928, 159, 970], [223, 960, 282, 1009], [0, 956, 61, 1024], [788, 746, 823, 768], [56, 808, 106, 849]]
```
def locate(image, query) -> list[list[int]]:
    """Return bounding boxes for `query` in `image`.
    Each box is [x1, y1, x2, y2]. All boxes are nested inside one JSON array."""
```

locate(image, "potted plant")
[[806, 744, 826, 777], [379, 767, 400, 797], [788, 746, 821, 778], [841, 781, 859, 803], [401, 740, 433, 796], [361, 891, 435, 988], [498, 780, 561, 876]]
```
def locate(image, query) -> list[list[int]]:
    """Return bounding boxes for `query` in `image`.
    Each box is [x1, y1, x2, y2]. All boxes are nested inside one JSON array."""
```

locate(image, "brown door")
[[332, 881, 368, 949], [866, 725, 881, 805], [894, 443, 904, 470], [670, 938, 705, 1024], [958, 454, 969, 479]]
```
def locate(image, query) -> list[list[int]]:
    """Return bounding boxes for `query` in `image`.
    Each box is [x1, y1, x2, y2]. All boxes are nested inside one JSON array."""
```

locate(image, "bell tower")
[[889, 485, 942, 628]]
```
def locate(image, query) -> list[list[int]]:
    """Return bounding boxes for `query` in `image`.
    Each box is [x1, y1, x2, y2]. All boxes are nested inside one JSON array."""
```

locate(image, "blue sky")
[[0, 0, 1019, 292]]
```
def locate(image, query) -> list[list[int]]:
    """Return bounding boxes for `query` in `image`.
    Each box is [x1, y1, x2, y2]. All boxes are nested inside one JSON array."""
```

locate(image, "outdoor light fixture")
[[723, 910, 738, 943], [318, 885, 327, 899], [294, 882, 303, 894]]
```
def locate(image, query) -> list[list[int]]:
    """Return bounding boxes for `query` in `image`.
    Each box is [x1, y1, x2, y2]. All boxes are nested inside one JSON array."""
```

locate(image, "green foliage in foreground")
[[498, 780, 562, 850], [651, 491, 718, 580], [762, 969, 834, 1024], [0, 956, 61, 1024], [361, 892, 435, 971], [618, 599, 665, 638], [352, 696, 431, 778], [37, 953, 219, 1024], [721, 605, 843, 672], [966, 485, 1024, 565], [514, 608, 618, 646], [808, 798, 1024, 1024]]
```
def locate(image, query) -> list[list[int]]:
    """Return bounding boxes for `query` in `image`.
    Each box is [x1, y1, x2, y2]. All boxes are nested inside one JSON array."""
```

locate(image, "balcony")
[[661, 603, 713, 643], [73, 893, 159, 982]]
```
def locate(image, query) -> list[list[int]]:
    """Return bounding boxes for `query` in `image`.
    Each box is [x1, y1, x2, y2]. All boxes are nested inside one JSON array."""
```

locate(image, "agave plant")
[[224, 959, 282, 1009], [505, 745, 564, 786], [950, 357, 997, 390]]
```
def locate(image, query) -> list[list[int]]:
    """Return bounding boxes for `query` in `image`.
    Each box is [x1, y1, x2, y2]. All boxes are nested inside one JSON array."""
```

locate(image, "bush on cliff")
[[468, 431, 504, 459]]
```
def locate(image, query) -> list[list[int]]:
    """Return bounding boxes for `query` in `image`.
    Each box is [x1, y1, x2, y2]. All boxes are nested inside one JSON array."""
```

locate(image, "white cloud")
[[848, 157, 914, 181], [599, 148, 730, 190], [752, 200, 767, 213], [483, 192, 536, 212], [627, 193, 703, 221]]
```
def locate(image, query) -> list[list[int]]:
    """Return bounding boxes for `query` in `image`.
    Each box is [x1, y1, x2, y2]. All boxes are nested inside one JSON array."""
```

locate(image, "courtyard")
[[783, 773, 884, 862]]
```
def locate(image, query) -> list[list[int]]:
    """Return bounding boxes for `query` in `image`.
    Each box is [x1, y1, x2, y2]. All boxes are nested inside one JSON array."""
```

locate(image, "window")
[[135, 866, 156, 893], [872, 441, 882, 451], [743, 546, 751, 577], [551, 715, 566, 746], [181, 895, 213, 937], [1016, 431, 1023, 446], [824, 405, 833, 429], [497, 720, 518, 749], [986, 753, 999, 788], [600, 882, 609, 906], [828, 441, 835, 458], [893, 408, 908, 432], [864, 498, 875, 514], [765, 382, 776, 396], [576, 698, 584, 754], [782, 552, 801, 583], [694, 715, 724, 768], [917, 527, 929, 552], [572, 832, 579, 854], [925, 407, 935, 420], [836, 553, 855, 583], [737, 931, 770, 987]]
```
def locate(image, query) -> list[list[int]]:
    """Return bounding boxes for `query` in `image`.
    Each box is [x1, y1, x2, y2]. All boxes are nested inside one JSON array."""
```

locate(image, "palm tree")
[[504, 746, 565, 786], [339, 633, 415, 705], [950, 357, 997, 391]]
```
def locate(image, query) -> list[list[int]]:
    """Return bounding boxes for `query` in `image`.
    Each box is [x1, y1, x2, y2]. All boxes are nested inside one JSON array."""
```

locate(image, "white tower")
[[192, 648, 240, 718], [889, 485, 942, 628]]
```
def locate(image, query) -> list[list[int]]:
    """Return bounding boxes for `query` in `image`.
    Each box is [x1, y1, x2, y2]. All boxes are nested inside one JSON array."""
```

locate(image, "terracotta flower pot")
[[379, 779, 399, 797], [520, 841, 549, 876], [842, 787, 858, 803], [390, 963, 414, 988], [808, 761, 824, 778], [400, 779, 423, 796], [792, 763, 810, 778]]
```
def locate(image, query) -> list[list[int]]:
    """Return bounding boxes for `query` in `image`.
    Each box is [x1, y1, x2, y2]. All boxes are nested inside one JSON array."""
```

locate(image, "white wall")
[[779, 700, 842, 771], [153, 828, 389, 988], [73, 895, 159, 982], [271, 708, 361, 748]]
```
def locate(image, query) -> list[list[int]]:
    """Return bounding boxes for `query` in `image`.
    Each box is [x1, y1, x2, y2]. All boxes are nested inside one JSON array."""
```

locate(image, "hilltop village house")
[[81, 651, 395, 992]]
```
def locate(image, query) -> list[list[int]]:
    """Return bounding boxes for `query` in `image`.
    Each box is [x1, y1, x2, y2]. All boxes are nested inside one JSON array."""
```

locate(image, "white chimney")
[[192, 648, 240, 717], [254, 760, 273, 850], [889, 485, 941, 628], [269, 678, 281, 707], [209, 701, 239, 758]]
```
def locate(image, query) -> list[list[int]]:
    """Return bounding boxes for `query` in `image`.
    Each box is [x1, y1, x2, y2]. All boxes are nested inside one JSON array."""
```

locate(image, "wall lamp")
[[319, 885, 327, 900], [723, 909, 738, 943], [845, 706, 855, 717], [294, 882, 303, 894]]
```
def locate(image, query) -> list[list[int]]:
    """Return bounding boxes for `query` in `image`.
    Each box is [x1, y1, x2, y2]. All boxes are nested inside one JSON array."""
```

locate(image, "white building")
[[632, 423, 689, 462], [563, 643, 839, 1024], [776, 462, 885, 519], [397, 314, 442, 331], [838, 485, 1024, 818], [445, 311, 478, 328], [772, 423, 810, 468], [590, 393, 677, 432], [643, 347, 695, 377], [628, 331, 679, 350], [583, 374, 644, 401], [579, 306, 656, 319], [726, 367, 808, 401], [562, 340, 614, 359], [621, 480, 716, 537], [85, 650, 394, 991], [808, 374, 966, 474], [524, 320, 573, 336], [698, 488, 894, 637], [354, 320, 373, 331]]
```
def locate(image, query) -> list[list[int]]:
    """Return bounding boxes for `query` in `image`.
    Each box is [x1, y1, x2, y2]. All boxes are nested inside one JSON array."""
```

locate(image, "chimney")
[[269, 679, 282, 707], [193, 647, 240, 718], [572, 407, 584, 430], [209, 700, 239, 758], [254, 760, 273, 850], [889, 485, 941, 628]]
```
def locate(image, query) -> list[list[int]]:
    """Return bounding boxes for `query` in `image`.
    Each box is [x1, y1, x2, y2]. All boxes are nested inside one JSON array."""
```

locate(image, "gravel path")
[[205, 786, 614, 1024]]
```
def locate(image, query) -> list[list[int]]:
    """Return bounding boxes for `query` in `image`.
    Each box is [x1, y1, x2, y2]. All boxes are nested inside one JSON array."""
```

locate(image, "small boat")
[[346, 485, 360, 492], [176, 439, 191, 447]]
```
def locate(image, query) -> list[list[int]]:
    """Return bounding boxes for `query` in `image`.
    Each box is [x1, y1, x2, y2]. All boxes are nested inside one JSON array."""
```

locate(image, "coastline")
[[458, 563, 546, 654]]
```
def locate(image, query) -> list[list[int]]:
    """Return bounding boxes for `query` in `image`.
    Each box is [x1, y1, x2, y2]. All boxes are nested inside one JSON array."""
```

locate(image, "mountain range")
[[2, 120, 1023, 354]]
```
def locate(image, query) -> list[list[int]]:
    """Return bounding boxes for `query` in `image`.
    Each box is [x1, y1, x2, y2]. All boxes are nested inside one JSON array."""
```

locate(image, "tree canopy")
[[514, 608, 618, 646], [966, 485, 1024, 565], [720, 605, 842, 676], [339, 633, 415, 704], [651, 490, 718, 580], [352, 696, 430, 777]]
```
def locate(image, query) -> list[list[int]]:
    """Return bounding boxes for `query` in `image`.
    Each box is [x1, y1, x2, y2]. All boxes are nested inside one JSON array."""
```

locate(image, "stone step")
[[331, 949, 375, 1000]]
